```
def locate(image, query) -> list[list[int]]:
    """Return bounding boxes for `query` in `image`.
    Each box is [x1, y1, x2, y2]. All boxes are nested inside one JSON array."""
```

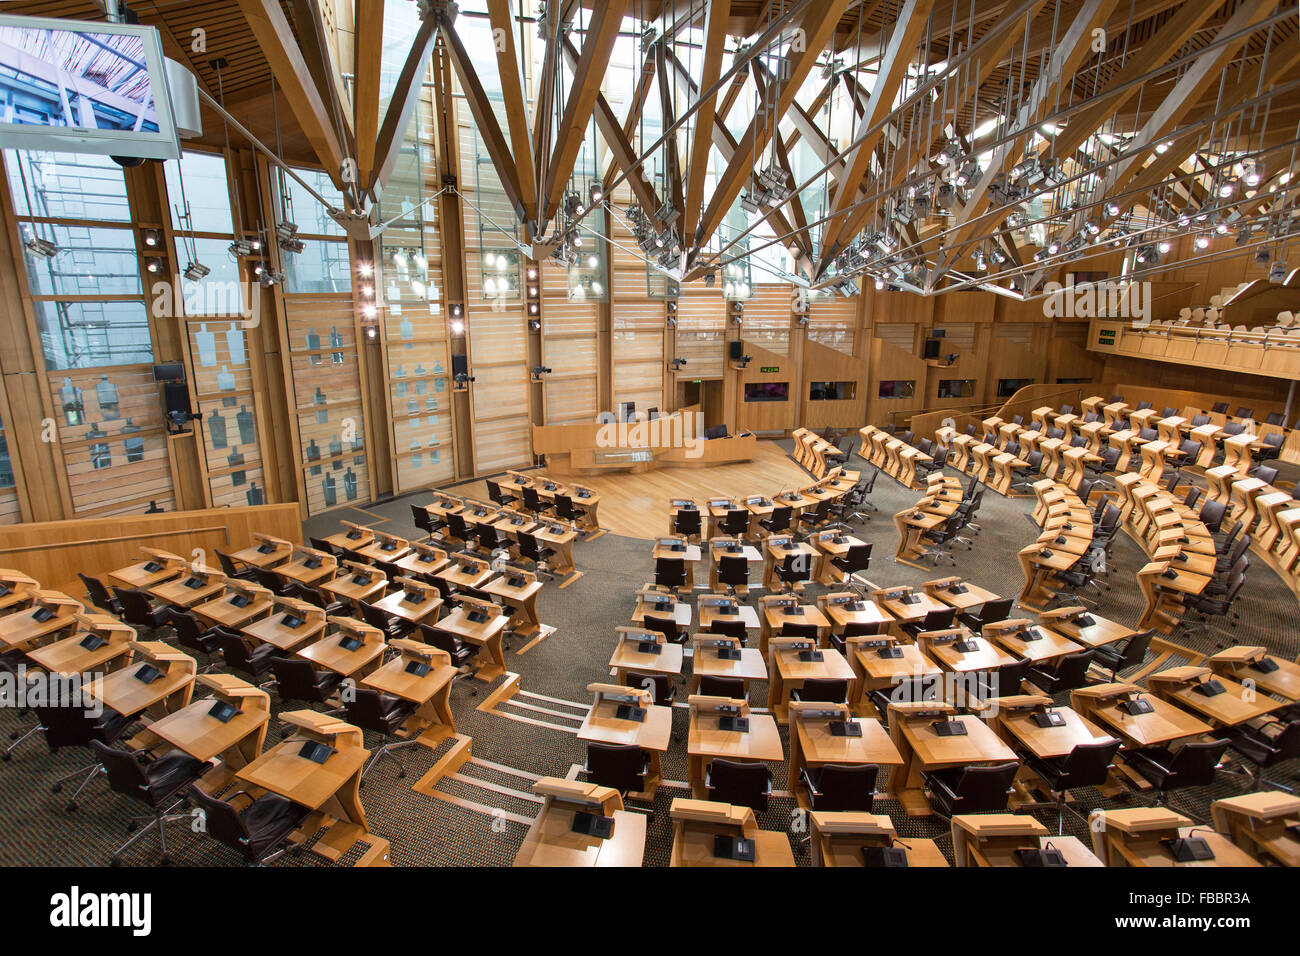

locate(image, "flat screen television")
[[744, 382, 789, 402], [0, 15, 180, 160]]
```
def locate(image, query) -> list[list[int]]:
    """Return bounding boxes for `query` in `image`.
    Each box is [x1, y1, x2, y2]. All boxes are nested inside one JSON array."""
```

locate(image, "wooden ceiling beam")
[[370, 17, 438, 193], [816, 0, 938, 272], [695, 0, 854, 250], [681, 0, 730, 246], [542, 0, 631, 223], [439, 16, 529, 225], [353, 0, 385, 187], [486, 0, 538, 218], [236, 0, 348, 188]]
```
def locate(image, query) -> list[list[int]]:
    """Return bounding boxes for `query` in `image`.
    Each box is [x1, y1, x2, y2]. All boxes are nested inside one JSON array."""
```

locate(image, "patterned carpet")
[[0, 438, 1295, 867]]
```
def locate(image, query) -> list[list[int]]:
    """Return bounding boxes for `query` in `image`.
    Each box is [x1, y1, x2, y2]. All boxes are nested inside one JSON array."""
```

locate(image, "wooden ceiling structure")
[[14, 1, 1300, 298]]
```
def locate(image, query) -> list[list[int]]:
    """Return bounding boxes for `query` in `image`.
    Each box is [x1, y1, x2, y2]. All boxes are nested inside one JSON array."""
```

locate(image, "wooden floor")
[[446, 440, 811, 539]]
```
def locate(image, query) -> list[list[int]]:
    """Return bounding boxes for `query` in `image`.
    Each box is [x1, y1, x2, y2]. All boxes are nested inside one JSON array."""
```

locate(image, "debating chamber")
[[0, 0, 1297, 912]]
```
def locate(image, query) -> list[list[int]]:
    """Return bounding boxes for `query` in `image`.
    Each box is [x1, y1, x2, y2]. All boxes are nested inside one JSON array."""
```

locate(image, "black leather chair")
[[419, 624, 480, 690], [553, 493, 587, 527], [9, 703, 135, 810], [789, 677, 849, 704], [901, 606, 957, 640], [672, 508, 702, 540], [345, 689, 419, 782], [698, 675, 747, 700], [720, 508, 751, 538], [1020, 739, 1121, 833], [715, 554, 749, 595], [186, 784, 311, 865], [976, 658, 1029, 701], [521, 486, 552, 516], [359, 600, 416, 640], [167, 609, 223, 669], [269, 656, 342, 711], [654, 557, 688, 591], [1025, 649, 1095, 694], [830, 542, 872, 582], [708, 618, 748, 641], [800, 763, 878, 812], [828, 620, 882, 656], [773, 552, 812, 591], [779, 621, 820, 641], [214, 627, 277, 681], [583, 742, 648, 796], [78, 572, 122, 615], [90, 740, 206, 865], [485, 479, 517, 509], [1090, 629, 1154, 682], [410, 504, 443, 540], [1123, 738, 1229, 806], [627, 671, 675, 707], [922, 761, 1019, 818], [759, 505, 793, 536], [516, 530, 556, 579], [797, 498, 832, 535], [958, 597, 1014, 632], [706, 757, 773, 811], [111, 587, 173, 633], [1223, 718, 1300, 790], [642, 612, 684, 646], [215, 549, 260, 581]]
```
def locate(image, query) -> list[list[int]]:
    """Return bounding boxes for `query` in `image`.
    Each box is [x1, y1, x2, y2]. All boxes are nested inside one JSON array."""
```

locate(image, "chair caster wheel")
[[66, 803, 77, 812], [1, 754, 10, 762], [160, 855, 173, 866], [398, 771, 406, 779], [126, 821, 138, 832], [52, 783, 62, 793], [110, 857, 122, 867], [359, 780, 366, 789]]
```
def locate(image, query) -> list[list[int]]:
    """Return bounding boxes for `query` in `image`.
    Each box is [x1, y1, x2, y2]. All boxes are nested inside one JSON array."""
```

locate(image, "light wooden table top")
[[795, 715, 903, 766], [688, 711, 785, 762], [901, 714, 1017, 767], [577, 699, 673, 751], [236, 737, 369, 811], [147, 698, 269, 762]]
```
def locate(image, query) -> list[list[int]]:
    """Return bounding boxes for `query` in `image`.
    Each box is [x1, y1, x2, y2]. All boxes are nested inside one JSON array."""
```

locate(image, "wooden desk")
[[481, 573, 545, 640], [235, 712, 369, 848], [24, 614, 135, 675], [88, 642, 196, 719], [109, 550, 185, 590], [608, 629, 683, 684], [952, 813, 1103, 866], [149, 571, 226, 609], [323, 523, 374, 551], [922, 630, 1019, 675], [697, 597, 761, 634], [1038, 608, 1136, 649], [0, 598, 82, 650], [768, 641, 855, 723], [229, 537, 293, 570], [321, 566, 390, 607], [761, 601, 831, 655], [762, 539, 818, 591], [192, 585, 273, 630], [888, 704, 1018, 815], [821, 596, 893, 637], [532, 522, 580, 583], [391, 545, 451, 578], [355, 535, 412, 563], [669, 798, 795, 867], [686, 702, 785, 799], [924, 577, 1000, 611], [435, 603, 509, 681], [1211, 792, 1300, 867], [631, 591, 692, 627], [788, 703, 901, 807], [1091, 807, 1259, 867], [1207, 645, 1300, 702], [514, 778, 646, 867], [577, 686, 672, 799], [277, 551, 337, 587], [1147, 666, 1283, 727], [1070, 683, 1213, 747], [808, 532, 868, 586], [877, 589, 949, 624], [689, 635, 767, 694], [809, 811, 948, 866], [982, 620, 1082, 666], [297, 623, 386, 679], [361, 640, 456, 745], [894, 508, 946, 569], [850, 637, 941, 715], [990, 697, 1117, 762], [370, 584, 443, 626], [241, 603, 327, 652], [142, 674, 270, 772]]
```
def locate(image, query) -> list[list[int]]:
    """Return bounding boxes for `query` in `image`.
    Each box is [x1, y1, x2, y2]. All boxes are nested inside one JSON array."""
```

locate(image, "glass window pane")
[[21, 222, 140, 295], [5, 149, 131, 221], [35, 299, 153, 369], [279, 167, 344, 236], [163, 150, 233, 234], [282, 239, 351, 293], [173, 237, 247, 315]]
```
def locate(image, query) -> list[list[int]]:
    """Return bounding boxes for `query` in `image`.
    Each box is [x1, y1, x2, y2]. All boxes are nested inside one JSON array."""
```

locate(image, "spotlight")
[[1254, 248, 1270, 265], [275, 221, 299, 242], [25, 235, 59, 258], [228, 238, 254, 257], [1105, 202, 1120, 217], [450, 319, 465, 334], [1195, 235, 1210, 250], [279, 237, 305, 254], [141, 228, 162, 249], [589, 181, 604, 204], [357, 262, 373, 277], [450, 303, 463, 318], [144, 257, 164, 274], [1269, 261, 1288, 283], [1157, 241, 1171, 254], [183, 260, 210, 281]]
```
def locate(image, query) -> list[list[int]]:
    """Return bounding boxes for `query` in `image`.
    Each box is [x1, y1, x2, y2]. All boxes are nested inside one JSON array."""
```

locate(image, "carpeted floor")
[[1, 438, 1295, 867]]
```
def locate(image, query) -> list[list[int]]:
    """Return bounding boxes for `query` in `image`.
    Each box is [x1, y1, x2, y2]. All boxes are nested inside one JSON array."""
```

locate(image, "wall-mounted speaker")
[[451, 354, 468, 378], [728, 340, 744, 361]]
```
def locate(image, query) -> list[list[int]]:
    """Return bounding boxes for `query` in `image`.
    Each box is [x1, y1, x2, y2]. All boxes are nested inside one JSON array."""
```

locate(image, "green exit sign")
[[760, 366, 780, 373]]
